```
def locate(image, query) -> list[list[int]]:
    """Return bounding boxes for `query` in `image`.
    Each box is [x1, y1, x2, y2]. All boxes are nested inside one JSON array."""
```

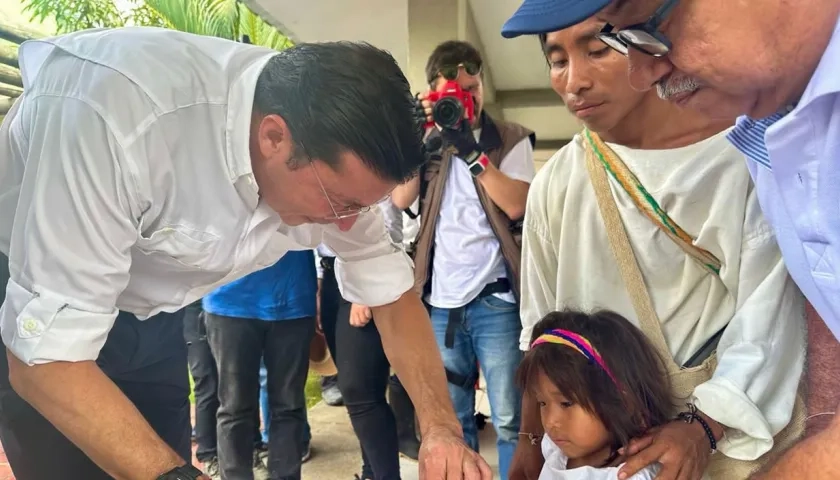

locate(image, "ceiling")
[[243, 0, 582, 162]]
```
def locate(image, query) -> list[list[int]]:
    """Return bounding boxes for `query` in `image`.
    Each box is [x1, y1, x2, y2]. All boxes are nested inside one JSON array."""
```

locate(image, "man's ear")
[[256, 113, 294, 162]]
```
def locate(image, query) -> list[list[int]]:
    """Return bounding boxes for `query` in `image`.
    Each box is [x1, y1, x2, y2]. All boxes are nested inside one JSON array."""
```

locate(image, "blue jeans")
[[430, 295, 523, 480], [260, 361, 311, 446]]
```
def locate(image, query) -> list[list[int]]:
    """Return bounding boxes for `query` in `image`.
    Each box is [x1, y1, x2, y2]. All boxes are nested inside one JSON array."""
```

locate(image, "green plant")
[[22, 0, 126, 32], [20, 0, 293, 51]]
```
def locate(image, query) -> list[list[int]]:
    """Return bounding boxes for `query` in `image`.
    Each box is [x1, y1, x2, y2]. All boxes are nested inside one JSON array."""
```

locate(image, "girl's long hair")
[[516, 310, 674, 451]]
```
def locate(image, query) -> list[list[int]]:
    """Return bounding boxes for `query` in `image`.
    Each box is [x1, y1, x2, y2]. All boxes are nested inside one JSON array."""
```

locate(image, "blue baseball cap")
[[501, 0, 611, 38]]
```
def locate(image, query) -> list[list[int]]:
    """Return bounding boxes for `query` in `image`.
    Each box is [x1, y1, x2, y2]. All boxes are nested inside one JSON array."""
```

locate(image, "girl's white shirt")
[[538, 435, 660, 480]]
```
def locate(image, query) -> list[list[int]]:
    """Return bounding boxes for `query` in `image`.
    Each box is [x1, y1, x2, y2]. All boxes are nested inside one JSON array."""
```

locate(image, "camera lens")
[[432, 97, 464, 129]]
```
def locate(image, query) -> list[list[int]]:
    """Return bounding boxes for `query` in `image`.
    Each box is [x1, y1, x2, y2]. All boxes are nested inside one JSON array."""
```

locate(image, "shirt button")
[[22, 318, 40, 334]]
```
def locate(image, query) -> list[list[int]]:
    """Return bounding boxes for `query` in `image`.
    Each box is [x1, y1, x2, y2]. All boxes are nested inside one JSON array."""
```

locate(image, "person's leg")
[[319, 264, 340, 361], [469, 296, 523, 480], [184, 304, 221, 465], [429, 306, 480, 452], [301, 409, 312, 462], [335, 301, 401, 480], [389, 374, 421, 460], [263, 316, 315, 480], [0, 253, 192, 479], [260, 360, 270, 444], [206, 313, 265, 480]]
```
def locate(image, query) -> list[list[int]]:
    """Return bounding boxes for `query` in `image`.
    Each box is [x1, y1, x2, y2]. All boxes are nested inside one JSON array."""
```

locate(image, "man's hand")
[[349, 303, 372, 327], [419, 425, 492, 480], [416, 91, 475, 156], [509, 437, 544, 480], [618, 417, 717, 480], [372, 292, 488, 479]]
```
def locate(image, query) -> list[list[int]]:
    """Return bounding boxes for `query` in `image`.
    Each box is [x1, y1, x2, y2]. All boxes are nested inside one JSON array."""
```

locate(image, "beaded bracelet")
[[676, 403, 717, 453]]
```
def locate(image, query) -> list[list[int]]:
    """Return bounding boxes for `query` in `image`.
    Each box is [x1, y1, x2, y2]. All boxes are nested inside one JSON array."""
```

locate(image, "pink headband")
[[531, 328, 620, 389]]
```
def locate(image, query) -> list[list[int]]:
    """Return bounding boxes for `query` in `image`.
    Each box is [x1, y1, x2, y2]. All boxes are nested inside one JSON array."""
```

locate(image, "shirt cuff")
[[693, 377, 776, 460], [1, 279, 117, 364], [334, 250, 414, 307]]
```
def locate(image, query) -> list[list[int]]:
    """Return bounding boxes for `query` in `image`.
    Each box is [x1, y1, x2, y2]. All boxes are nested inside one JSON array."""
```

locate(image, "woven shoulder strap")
[[583, 136, 673, 361], [584, 130, 722, 276]]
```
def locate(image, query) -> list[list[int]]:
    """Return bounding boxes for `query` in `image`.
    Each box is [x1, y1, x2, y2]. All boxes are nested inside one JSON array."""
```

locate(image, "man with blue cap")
[[503, 1, 840, 480]]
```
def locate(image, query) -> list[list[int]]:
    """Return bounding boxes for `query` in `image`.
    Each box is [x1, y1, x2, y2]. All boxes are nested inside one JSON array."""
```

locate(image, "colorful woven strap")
[[583, 129, 722, 276]]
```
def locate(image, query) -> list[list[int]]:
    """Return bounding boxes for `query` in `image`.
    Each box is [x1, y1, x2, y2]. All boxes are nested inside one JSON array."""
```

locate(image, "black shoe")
[[389, 375, 421, 461]]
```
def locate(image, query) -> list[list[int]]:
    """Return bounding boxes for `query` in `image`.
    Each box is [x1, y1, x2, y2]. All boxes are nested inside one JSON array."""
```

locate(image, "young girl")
[[516, 310, 674, 479]]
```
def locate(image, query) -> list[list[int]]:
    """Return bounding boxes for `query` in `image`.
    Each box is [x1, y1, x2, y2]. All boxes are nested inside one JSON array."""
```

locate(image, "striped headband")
[[530, 328, 620, 389]]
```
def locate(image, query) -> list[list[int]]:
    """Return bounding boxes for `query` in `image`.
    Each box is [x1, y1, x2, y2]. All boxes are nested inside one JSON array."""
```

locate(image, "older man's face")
[[597, 0, 790, 118]]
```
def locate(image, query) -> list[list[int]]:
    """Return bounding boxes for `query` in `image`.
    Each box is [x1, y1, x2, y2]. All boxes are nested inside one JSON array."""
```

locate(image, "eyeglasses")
[[438, 62, 482, 81], [597, 0, 680, 58], [309, 162, 391, 220]]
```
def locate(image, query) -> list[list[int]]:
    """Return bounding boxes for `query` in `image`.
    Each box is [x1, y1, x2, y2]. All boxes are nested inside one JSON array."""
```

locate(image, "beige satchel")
[[583, 130, 805, 479]]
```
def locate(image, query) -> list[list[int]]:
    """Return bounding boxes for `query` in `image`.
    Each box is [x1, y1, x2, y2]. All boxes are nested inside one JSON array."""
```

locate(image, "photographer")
[[392, 40, 536, 480]]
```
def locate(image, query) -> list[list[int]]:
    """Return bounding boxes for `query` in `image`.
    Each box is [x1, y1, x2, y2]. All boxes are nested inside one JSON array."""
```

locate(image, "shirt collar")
[[224, 52, 278, 188], [727, 14, 840, 168]]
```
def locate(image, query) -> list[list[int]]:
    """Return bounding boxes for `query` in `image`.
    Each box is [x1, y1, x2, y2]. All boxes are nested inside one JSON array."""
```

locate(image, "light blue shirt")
[[728, 15, 840, 339]]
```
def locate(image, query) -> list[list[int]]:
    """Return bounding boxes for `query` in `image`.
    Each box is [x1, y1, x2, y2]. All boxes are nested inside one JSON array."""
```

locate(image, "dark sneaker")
[[301, 442, 312, 463], [202, 457, 220, 480], [321, 376, 344, 406]]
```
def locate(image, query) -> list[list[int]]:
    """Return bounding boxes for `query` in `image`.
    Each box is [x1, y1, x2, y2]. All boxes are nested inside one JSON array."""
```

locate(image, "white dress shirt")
[[520, 132, 805, 460], [0, 27, 413, 365]]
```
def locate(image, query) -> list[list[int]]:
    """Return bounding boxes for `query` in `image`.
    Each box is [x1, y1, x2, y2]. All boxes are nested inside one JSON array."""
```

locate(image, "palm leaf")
[[143, 0, 235, 38]]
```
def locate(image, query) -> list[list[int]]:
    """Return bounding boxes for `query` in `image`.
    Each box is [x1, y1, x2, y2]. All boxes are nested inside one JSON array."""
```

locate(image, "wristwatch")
[[464, 150, 489, 177], [156, 464, 206, 480]]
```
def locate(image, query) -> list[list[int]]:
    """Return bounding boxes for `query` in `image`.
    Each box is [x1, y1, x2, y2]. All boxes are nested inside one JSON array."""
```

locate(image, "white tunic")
[[520, 131, 806, 461]]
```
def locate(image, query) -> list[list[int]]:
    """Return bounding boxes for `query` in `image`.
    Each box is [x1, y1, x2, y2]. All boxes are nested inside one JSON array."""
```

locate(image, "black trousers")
[[205, 313, 314, 480], [183, 303, 263, 463], [0, 254, 191, 479], [320, 257, 400, 480]]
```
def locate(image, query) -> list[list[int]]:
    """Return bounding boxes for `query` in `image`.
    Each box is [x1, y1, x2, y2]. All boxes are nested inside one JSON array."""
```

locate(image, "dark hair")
[[516, 310, 673, 452], [424, 40, 483, 86], [253, 41, 425, 183]]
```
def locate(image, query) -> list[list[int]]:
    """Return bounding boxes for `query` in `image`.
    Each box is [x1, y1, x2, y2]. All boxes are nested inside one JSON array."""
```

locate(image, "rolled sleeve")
[[323, 209, 414, 307], [693, 240, 806, 460], [0, 95, 138, 364], [2, 280, 117, 364]]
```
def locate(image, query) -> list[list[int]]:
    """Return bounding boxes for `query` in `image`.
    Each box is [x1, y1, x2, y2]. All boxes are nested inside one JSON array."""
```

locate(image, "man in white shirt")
[[0, 28, 489, 480], [392, 40, 536, 480], [507, 18, 805, 480]]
